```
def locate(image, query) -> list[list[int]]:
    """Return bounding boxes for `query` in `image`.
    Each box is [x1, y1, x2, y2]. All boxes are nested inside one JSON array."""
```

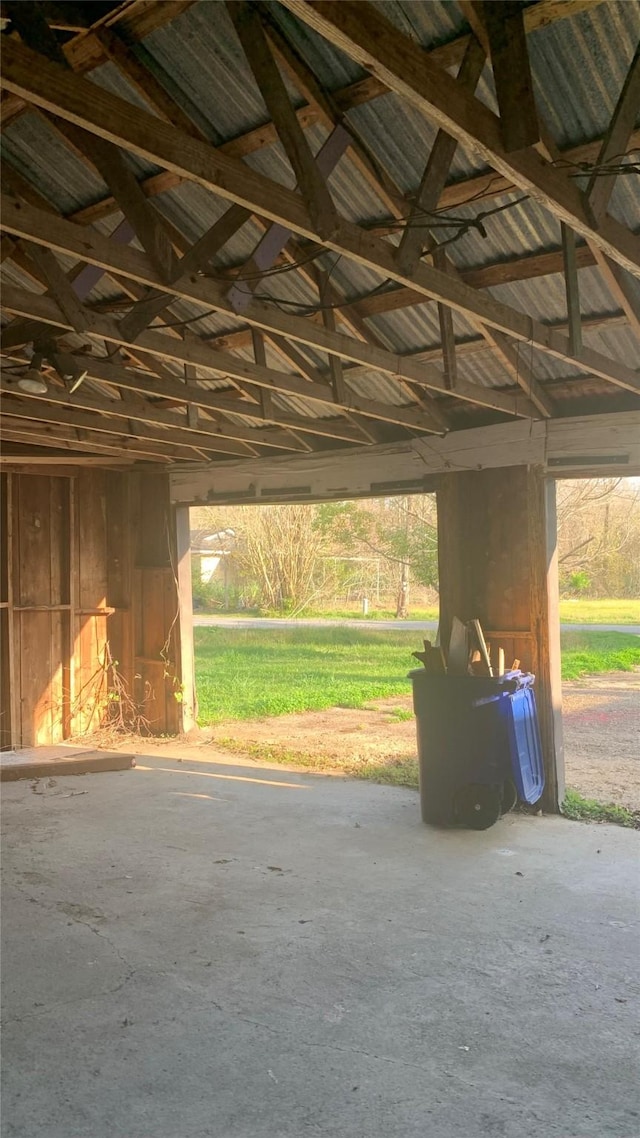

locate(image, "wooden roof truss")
[[1, 0, 639, 466]]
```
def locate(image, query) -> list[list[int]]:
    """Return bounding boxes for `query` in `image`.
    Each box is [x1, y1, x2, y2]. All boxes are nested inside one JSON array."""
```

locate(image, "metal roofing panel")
[[1, 111, 106, 213], [529, 1, 640, 149], [486, 266, 625, 327], [140, 1, 289, 142]]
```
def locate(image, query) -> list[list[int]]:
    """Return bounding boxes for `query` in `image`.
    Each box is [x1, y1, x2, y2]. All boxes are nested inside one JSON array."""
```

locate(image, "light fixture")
[[16, 351, 47, 395], [17, 369, 48, 395]]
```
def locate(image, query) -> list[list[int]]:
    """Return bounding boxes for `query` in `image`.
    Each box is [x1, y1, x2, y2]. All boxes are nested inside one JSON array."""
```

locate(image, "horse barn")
[[0, 2, 639, 1135]]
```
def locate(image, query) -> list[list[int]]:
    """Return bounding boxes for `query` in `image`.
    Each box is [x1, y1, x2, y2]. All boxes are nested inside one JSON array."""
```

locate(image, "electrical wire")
[[111, 157, 637, 333]]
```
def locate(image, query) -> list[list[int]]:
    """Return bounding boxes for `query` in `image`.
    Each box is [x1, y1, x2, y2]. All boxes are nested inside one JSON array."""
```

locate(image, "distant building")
[[190, 528, 236, 583]]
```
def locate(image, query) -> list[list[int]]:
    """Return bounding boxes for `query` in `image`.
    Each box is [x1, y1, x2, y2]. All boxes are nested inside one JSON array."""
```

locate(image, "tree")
[[321, 495, 438, 616], [192, 502, 327, 613], [557, 478, 640, 596]]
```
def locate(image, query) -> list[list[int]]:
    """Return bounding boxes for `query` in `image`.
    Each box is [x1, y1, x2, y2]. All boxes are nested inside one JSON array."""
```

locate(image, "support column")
[[174, 504, 197, 734], [437, 466, 564, 812]]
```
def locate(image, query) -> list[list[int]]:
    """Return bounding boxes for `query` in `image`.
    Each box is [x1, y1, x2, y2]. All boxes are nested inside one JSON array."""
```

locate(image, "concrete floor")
[[2, 754, 639, 1138]]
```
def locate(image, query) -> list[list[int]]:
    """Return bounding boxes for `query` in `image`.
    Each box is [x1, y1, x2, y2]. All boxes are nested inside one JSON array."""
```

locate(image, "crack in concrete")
[[2, 881, 137, 1025]]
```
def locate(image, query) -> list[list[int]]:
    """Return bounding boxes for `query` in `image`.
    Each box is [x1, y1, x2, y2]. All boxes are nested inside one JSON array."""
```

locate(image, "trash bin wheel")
[[454, 783, 502, 830], [501, 777, 518, 814]]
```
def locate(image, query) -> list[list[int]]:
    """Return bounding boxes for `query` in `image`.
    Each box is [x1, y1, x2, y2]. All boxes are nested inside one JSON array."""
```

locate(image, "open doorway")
[[186, 482, 639, 821]]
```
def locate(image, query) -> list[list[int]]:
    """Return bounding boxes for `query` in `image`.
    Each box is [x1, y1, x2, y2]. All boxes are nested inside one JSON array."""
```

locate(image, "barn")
[[1, 2, 638, 1134]]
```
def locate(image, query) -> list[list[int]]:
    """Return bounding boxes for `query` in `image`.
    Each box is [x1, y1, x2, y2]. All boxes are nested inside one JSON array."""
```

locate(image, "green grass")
[[562, 789, 638, 828], [195, 627, 640, 723], [194, 626, 416, 722], [302, 605, 440, 622], [558, 598, 640, 624], [559, 630, 640, 680]]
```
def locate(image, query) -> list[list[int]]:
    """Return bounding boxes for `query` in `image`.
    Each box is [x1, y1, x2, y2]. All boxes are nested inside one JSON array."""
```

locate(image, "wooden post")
[[437, 465, 563, 812], [529, 475, 564, 811], [174, 504, 197, 734]]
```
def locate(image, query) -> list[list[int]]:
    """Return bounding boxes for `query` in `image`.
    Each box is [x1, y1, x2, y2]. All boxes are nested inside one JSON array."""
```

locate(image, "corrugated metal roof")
[[1, 111, 106, 212], [1, 0, 638, 463], [529, 1, 640, 149]]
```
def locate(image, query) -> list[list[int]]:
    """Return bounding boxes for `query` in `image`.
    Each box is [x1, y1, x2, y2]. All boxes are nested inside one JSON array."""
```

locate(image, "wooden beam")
[[262, 10, 406, 221], [0, 411, 197, 463], [6, 3, 179, 295], [0, 195, 577, 413], [583, 43, 640, 341], [588, 252, 640, 340], [254, 14, 430, 418], [251, 329, 273, 420], [1, 278, 535, 424], [174, 504, 197, 731], [0, 48, 635, 393], [0, 385, 263, 458], [463, 1, 539, 152], [96, 25, 206, 141], [396, 36, 485, 276], [120, 203, 251, 340], [24, 243, 89, 333], [227, 1, 337, 239], [0, 420, 175, 463], [276, 2, 639, 276], [1, 351, 313, 451], [227, 125, 350, 314], [56, 125, 640, 237], [0, 199, 531, 418], [0, 0, 600, 133], [355, 244, 598, 315], [433, 250, 457, 391], [169, 411, 640, 507], [1, 289, 455, 436], [586, 42, 640, 222], [1, 0, 195, 128], [561, 223, 582, 356], [58, 122, 179, 282]]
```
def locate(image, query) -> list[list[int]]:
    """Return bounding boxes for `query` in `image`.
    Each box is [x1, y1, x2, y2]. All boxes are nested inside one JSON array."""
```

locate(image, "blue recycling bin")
[[408, 669, 545, 829]]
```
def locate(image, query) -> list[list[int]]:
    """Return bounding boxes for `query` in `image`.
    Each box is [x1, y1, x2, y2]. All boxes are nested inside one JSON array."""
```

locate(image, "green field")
[[195, 626, 640, 724], [558, 598, 640, 624]]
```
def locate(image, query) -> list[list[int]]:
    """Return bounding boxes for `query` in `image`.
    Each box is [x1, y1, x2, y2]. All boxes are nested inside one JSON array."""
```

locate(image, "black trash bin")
[[408, 669, 545, 830]]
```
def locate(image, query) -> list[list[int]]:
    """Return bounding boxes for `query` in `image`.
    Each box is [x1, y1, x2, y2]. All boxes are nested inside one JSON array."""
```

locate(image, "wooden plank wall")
[[0, 468, 184, 748], [437, 466, 564, 811]]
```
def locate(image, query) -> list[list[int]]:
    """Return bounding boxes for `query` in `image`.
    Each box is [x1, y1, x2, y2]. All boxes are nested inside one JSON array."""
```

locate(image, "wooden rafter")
[[586, 42, 640, 222], [0, 194, 632, 411], [2, 3, 633, 466], [0, 382, 265, 457], [396, 36, 485, 277], [7, 5, 181, 288], [1, 285, 464, 429], [0, 399, 255, 462], [461, 1, 540, 152], [561, 224, 582, 356], [584, 42, 640, 340], [227, 1, 337, 239], [0, 417, 202, 464], [28, 355, 365, 448], [0, 43, 635, 397], [120, 203, 251, 341], [0, 0, 602, 133], [276, 1, 638, 276]]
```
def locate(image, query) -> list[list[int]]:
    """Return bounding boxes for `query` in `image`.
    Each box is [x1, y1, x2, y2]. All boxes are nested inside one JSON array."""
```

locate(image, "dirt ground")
[[129, 671, 640, 812]]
